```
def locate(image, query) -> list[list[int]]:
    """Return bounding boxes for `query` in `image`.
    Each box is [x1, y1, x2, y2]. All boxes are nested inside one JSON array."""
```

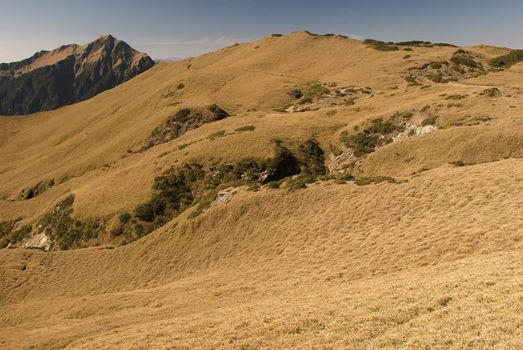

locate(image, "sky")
[[1, 0, 522, 62]]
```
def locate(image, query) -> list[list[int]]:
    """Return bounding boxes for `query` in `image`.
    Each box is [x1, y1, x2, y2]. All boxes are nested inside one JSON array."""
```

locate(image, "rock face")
[[0, 35, 154, 115]]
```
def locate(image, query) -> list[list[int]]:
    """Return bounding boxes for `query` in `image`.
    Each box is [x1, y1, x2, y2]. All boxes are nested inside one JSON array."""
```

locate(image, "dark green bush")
[[450, 54, 478, 68], [480, 88, 501, 97], [38, 195, 103, 250], [355, 176, 396, 186], [207, 130, 226, 140], [142, 105, 230, 151], [134, 198, 166, 222], [207, 104, 229, 120], [298, 139, 326, 176], [288, 89, 303, 99], [119, 212, 132, 224], [266, 181, 281, 189], [235, 125, 256, 132], [427, 74, 443, 83], [287, 175, 316, 191], [404, 76, 418, 84], [490, 50, 523, 68], [300, 82, 330, 102], [363, 39, 399, 52], [346, 132, 379, 156], [446, 94, 467, 100], [264, 144, 301, 182], [18, 179, 55, 200], [340, 118, 402, 156], [421, 115, 438, 126], [451, 160, 465, 167]]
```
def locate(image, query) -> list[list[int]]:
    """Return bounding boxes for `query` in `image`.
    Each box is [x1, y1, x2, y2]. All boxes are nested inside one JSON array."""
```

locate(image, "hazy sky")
[[1, 0, 522, 62]]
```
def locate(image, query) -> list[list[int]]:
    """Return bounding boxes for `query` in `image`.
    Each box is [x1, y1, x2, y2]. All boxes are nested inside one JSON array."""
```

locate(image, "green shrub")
[[235, 125, 256, 132], [345, 98, 356, 106], [346, 132, 379, 156], [340, 118, 402, 156], [38, 195, 103, 250], [111, 226, 125, 237], [450, 54, 478, 68], [264, 144, 301, 182], [207, 130, 226, 140], [177, 83, 185, 89], [427, 74, 443, 83], [367, 118, 399, 134], [18, 179, 55, 200], [490, 50, 523, 68], [363, 39, 399, 51], [2, 225, 32, 246], [288, 89, 303, 99], [134, 199, 164, 222], [143, 105, 230, 150], [207, 104, 229, 120], [119, 212, 132, 224], [421, 115, 438, 126], [266, 181, 281, 189], [404, 76, 418, 84], [480, 88, 501, 97], [287, 175, 316, 191], [451, 160, 465, 167], [355, 176, 396, 186], [300, 82, 330, 102], [153, 163, 204, 209], [446, 94, 467, 100], [297, 139, 326, 176], [429, 62, 445, 69]]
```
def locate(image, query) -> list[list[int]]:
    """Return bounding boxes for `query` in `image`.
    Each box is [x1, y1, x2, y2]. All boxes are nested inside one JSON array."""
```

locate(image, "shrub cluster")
[[298, 82, 330, 104], [142, 104, 230, 150], [235, 125, 256, 132], [363, 39, 399, 52], [0, 221, 32, 248], [490, 50, 523, 69], [38, 195, 103, 250], [340, 118, 404, 156], [18, 179, 55, 200]]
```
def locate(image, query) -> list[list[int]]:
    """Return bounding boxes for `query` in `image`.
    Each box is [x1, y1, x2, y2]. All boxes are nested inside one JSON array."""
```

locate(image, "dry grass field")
[[1, 32, 523, 349]]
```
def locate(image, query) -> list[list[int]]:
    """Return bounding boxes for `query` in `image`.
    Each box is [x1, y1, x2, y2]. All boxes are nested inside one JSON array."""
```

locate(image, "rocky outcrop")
[[0, 35, 154, 115]]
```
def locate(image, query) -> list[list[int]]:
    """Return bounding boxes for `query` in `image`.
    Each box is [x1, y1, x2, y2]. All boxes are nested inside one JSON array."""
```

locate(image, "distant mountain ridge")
[[0, 35, 154, 115]]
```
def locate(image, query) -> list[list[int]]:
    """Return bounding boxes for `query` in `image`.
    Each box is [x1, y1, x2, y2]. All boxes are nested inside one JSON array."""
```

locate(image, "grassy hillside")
[[1, 31, 523, 349]]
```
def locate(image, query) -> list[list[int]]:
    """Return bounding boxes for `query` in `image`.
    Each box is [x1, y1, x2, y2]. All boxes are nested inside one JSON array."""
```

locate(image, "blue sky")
[[1, 0, 522, 62]]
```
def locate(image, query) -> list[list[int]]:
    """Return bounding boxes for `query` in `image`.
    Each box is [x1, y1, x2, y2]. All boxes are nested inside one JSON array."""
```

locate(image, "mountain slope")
[[0, 35, 154, 115], [0, 31, 523, 349]]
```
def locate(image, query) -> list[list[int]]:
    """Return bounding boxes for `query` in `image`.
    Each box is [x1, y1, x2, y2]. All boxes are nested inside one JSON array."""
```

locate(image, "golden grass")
[[1, 158, 523, 348], [1, 32, 523, 349]]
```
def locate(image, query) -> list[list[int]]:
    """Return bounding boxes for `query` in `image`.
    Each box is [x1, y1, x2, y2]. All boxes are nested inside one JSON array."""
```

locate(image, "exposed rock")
[[0, 35, 154, 115], [394, 124, 438, 142], [213, 187, 239, 205], [22, 232, 51, 251], [328, 147, 357, 174]]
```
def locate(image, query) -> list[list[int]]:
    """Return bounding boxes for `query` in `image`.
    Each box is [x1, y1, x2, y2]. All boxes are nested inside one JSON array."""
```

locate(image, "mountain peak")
[[0, 36, 154, 115]]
